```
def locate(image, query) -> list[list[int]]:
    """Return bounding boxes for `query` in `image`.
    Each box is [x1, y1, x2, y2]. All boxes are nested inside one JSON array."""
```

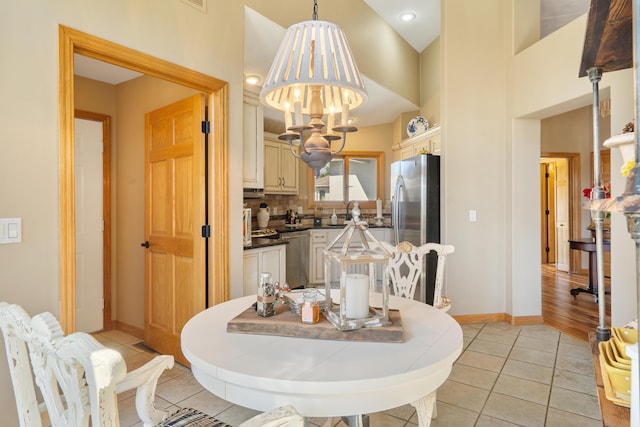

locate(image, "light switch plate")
[[0, 218, 22, 244]]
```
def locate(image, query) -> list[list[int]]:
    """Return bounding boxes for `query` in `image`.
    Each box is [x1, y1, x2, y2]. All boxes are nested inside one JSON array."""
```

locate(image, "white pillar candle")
[[376, 199, 382, 218], [284, 102, 293, 130], [341, 92, 350, 126], [341, 103, 349, 126], [326, 105, 335, 134], [293, 90, 303, 125], [345, 273, 369, 318]]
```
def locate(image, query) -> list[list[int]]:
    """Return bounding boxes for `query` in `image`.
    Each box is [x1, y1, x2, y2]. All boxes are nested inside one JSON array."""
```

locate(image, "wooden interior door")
[[540, 162, 556, 263], [144, 94, 205, 365]]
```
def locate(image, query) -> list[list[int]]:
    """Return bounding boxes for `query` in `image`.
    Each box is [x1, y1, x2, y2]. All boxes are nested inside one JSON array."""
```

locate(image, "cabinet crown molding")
[[393, 125, 441, 152]]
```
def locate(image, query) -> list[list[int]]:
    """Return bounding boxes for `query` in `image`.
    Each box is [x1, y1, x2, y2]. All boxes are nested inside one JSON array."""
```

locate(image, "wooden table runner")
[[227, 303, 404, 342]]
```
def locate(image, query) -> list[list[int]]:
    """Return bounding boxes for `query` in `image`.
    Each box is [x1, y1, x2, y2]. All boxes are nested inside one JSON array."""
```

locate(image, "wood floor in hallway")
[[542, 263, 611, 341]]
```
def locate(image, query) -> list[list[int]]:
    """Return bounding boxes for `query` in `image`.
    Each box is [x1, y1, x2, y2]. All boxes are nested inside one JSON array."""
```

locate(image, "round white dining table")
[[181, 294, 462, 425]]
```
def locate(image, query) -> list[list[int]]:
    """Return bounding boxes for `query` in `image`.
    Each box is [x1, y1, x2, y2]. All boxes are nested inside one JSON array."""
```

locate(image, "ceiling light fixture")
[[259, 0, 368, 177], [399, 12, 416, 22], [245, 74, 261, 85]]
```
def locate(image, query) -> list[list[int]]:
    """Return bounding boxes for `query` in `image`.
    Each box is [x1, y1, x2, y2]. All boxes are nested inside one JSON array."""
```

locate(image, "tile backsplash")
[[243, 194, 390, 230]]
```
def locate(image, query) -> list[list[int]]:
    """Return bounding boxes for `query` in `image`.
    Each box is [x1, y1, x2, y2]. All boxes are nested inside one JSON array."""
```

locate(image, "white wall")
[[0, 1, 245, 422], [441, 0, 511, 316], [512, 11, 636, 324]]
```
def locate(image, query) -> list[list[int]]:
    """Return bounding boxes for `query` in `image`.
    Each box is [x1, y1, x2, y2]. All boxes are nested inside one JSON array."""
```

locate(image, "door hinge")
[[545, 209, 550, 215], [201, 224, 211, 238], [545, 247, 550, 253], [201, 120, 210, 134]]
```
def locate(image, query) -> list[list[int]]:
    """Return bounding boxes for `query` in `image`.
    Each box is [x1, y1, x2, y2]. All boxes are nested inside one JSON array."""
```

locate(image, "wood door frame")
[[74, 110, 112, 330], [540, 152, 581, 272], [59, 25, 229, 333]]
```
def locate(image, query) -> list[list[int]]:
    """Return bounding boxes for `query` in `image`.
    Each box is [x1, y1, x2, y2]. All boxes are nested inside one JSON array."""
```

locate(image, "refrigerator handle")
[[392, 175, 405, 245]]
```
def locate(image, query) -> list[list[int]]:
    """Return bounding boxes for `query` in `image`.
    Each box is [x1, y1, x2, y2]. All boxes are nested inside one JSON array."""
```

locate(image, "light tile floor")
[[94, 322, 601, 427]]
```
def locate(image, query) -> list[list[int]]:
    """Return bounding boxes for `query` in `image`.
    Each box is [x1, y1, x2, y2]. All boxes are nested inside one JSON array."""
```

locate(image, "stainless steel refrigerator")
[[391, 154, 440, 304]]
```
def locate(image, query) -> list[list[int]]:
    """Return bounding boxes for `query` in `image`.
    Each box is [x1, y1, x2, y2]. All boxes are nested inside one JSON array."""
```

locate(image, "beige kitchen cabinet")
[[243, 244, 286, 296], [264, 132, 299, 194], [308, 228, 389, 286], [243, 90, 264, 189], [309, 230, 330, 285], [392, 126, 441, 162]]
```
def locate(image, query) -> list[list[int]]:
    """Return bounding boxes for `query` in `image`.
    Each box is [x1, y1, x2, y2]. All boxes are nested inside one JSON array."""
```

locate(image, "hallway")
[[541, 263, 611, 340]]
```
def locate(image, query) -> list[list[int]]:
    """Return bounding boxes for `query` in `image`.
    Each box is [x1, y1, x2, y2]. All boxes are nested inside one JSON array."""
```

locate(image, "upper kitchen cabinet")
[[392, 126, 441, 162], [264, 132, 299, 194], [243, 90, 264, 189]]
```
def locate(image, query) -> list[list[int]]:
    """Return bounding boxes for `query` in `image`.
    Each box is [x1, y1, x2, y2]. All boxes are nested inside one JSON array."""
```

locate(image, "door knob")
[[141, 241, 150, 248]]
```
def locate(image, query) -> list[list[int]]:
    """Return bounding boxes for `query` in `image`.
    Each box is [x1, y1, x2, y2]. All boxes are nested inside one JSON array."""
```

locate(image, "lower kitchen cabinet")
[[308, 228, 389, 286], [243, 245, 286, 296]]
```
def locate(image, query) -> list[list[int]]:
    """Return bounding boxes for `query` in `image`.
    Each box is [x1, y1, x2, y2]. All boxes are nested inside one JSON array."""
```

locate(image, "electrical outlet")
[[469, 210, 477, 222]]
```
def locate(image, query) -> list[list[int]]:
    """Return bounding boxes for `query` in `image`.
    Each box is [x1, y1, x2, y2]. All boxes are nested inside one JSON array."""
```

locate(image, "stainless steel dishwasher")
[[280, 230, 309, 289]]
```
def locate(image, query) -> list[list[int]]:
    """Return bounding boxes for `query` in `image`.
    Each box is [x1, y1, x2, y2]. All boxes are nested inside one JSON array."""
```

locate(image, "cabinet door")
[[413, 139, 431, 155], [430, 134, 441, 155], [400, 145, 414, 160], [263, 140, 281, 193], [310, 244, 326, 285], [279, 144, 299, 194], [308, 231, 327, 285], [262, 245, 286, 285], [242, 92, 264, 189], [243, 251, 260, 296]]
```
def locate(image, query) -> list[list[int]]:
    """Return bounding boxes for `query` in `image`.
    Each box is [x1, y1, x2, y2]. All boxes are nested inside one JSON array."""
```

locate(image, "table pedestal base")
[[568, 238, 610, 302]]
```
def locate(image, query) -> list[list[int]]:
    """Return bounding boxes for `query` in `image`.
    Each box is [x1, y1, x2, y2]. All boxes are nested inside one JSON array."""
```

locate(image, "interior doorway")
[[58, 25, 230, 334], [540, 158, 569, 272], [74, 112, 112, 332], [540, 153, 582, 274]]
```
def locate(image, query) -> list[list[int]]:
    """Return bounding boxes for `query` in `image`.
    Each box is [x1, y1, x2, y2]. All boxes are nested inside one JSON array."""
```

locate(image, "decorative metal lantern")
[[323, 210, 391, 331]]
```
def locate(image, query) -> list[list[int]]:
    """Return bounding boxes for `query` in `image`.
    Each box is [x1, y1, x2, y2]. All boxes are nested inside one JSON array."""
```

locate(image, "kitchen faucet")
[[346, 200, 355, 221]]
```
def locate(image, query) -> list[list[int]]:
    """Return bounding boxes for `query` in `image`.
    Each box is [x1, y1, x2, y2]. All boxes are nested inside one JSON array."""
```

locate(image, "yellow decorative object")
[[621, 159, 635, 176], [600, 354, 631, 408], [599, 345, 631, 401], [600, 341, 630, 370], [612, 327, 638, 345], [609, 338, 631, 364]]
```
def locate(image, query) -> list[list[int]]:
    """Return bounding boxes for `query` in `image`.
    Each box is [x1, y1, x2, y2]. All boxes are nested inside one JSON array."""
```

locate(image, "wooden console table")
[[569, 238, 611, 299]]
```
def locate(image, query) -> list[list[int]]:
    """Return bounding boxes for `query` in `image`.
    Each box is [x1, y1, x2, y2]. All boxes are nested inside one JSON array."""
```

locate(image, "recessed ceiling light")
[[245, 74, 260, 85], [399, 12, 416, 22]]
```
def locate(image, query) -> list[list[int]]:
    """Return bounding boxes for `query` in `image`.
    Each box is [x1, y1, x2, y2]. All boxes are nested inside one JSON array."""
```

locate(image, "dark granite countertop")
[[309, 224, 391, 230], [243, 238, 289, 250]]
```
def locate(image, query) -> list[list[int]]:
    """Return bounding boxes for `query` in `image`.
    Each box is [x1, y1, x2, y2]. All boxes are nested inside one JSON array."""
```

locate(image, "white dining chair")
[[0, 302, 301, 427], [380, 240, 455, 311], [379, 240, 455, 425]]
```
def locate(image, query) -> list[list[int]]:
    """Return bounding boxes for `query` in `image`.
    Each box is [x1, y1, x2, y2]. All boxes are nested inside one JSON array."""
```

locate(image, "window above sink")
[[307, 151, 384, 209]]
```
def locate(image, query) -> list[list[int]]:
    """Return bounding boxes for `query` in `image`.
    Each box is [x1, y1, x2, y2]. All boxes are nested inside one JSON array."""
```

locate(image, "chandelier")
[[259, 0, 368, 177]]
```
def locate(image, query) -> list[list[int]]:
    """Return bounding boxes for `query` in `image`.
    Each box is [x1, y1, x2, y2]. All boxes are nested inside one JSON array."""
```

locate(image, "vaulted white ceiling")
[[75, 1, 590, 129]]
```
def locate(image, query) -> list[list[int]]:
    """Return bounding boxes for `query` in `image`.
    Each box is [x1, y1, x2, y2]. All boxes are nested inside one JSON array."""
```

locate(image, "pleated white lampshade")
[[260, 19, 367, 115]]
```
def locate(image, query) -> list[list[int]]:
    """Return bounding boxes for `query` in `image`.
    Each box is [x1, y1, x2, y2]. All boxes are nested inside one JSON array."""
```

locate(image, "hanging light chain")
[[312, 0, 318, 20]]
